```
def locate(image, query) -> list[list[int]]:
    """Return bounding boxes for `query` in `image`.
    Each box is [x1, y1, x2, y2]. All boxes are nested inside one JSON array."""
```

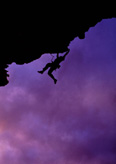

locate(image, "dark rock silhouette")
[[1, 11, 116, 86]]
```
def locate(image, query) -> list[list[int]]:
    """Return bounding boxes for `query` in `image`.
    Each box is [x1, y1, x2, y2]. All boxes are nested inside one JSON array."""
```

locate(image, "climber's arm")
[[64, 48, 70, 57]]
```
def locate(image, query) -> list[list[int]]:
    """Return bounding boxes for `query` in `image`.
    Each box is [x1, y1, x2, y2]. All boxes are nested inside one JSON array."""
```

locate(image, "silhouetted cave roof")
[[0, 9, 116, 86]]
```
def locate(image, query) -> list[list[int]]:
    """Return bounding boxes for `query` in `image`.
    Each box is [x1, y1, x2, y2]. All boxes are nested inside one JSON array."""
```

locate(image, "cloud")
[[0, 18, 116, 164]]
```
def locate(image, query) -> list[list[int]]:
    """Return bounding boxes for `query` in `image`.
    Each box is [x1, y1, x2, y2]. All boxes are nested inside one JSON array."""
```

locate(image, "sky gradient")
[[0, 18, 116, 164]]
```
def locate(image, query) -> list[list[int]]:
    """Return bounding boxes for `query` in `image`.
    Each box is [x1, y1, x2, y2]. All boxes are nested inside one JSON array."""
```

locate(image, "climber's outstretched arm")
[[64, 48, 70, 57]]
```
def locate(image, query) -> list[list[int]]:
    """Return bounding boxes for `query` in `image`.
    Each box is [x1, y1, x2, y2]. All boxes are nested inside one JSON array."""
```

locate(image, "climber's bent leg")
[[48, 69, 57, 84], [38, 63, 52, 74]]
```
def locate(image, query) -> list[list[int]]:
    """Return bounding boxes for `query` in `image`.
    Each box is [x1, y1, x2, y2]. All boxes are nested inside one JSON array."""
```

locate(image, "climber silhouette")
[[38, 49, 70, 84]]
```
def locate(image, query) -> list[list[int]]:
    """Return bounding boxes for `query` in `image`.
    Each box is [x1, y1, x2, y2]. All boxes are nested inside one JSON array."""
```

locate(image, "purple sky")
[[0, 18, 116, 164]]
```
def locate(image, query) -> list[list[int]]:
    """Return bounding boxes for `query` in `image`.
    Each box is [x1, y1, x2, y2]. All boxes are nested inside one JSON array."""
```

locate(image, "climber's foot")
[[54, 79, 57, 84], [38, 71, 43, 74]]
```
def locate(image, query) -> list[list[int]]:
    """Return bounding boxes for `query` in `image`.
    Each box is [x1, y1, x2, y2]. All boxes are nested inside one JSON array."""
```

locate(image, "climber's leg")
[[38, 63, 52, 74], [48, 68, 57, 84]]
